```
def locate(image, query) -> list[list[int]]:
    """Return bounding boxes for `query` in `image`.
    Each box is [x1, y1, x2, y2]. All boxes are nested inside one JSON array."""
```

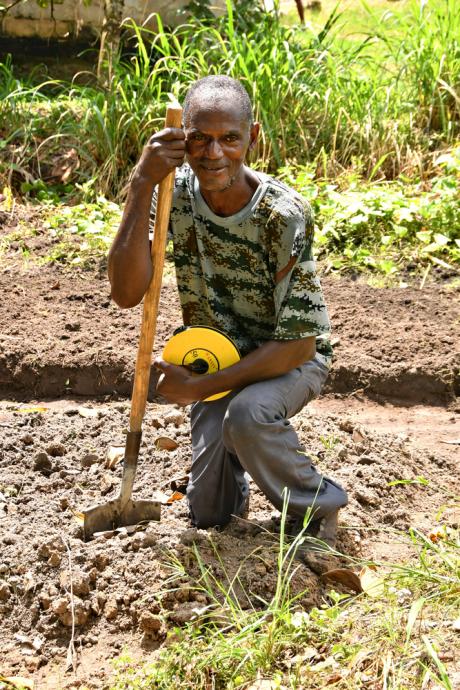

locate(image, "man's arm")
[[154, 336, 316, 405], [108, 127, 185, 308]]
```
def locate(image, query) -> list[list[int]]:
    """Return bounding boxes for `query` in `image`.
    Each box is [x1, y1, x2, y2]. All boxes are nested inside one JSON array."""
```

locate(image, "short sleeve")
[[272, 213, 331, 341]]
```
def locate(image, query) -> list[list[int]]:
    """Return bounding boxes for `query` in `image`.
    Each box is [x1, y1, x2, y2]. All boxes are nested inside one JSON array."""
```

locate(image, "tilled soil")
[[0, 205, 458, 403], [0, 397, 458, 687], [0, 204, 459, 687]]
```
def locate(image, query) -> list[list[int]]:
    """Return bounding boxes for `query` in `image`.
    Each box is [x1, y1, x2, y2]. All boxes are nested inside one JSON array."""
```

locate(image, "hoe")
[[82, 99, 182, 540]]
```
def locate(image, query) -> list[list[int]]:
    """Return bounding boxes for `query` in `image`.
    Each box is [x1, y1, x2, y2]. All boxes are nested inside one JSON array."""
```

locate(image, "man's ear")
[[248, 122, 260, 151]]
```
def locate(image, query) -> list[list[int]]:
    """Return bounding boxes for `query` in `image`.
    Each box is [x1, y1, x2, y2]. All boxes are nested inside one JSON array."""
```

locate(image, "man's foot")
[[288, 509, 339, 549], [314, 509, 339, 549], [292, 510, 341, 574], [238, 491, 250, 520]]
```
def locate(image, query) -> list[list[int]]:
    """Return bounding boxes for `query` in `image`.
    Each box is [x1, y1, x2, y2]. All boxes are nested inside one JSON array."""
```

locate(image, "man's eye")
[[191, 133, 205, 141], [224, 135, 238, 142]]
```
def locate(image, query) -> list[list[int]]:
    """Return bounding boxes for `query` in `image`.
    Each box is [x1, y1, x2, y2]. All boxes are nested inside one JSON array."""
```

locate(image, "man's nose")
[[205, 139, 223, 159]]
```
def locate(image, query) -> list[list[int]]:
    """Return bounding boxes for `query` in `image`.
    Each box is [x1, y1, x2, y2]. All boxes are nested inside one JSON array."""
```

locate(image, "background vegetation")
[[0, 0, 459, 276]]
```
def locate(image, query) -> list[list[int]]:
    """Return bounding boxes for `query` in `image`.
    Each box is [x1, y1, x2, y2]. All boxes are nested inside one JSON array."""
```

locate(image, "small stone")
[[46, 443, 66, 457], [0, 563, 8, 574], [142, 531, 156, 548], [65, 322, 81, 332], [339, 419, 354, 433], [103, 598, 118, 620], [81, 453, 99, 468], [33, 452, 53, 475], [48, 552, 62, 568], [59, 497, 70, 510], [100, 475, 114, 495], [94, 553, 110, 571], [139, 610, 162, 634], [151, 417, 165, 429], [168, 603, 201, 626], [21, 433, 34, 445], [337, 446, 348, 460], [357, 454, 377, 465], [163, 410, 185, 427], [0, 581, 10, 601], [38, 537, 64, 559]]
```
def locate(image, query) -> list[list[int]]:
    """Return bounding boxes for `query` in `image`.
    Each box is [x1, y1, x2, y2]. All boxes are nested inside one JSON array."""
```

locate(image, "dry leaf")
[[325, 673, 344, 685], [105, 445, 125, 469], [71, 509, 85, 525], [352, 428, 366, 444], [78, 406, 98, 418], [16, 406, 48, 414], [152, 490, 171, 504], [321, 568, 363, 593], [359, 566, 385, 597], [169, 474, 190, 492], [0, 677, 34, 690], [166, 490, 185, 504], [440, 439, 460, 445], [155, 436, 179, 451]]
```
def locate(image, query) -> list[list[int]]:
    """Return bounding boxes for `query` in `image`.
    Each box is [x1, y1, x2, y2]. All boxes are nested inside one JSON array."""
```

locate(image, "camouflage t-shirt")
[[150, 165, 332, 365]]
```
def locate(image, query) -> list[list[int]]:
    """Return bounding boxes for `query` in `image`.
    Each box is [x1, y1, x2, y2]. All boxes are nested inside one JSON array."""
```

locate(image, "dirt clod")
[[81, 453, 99, 468], [51, 595, 89, 627], [139, 610, 162, 634], [33, 452, 53, 475], [103, 598, 118, 620], [59, 569, 91, 597], [0, 581, 11, 601]]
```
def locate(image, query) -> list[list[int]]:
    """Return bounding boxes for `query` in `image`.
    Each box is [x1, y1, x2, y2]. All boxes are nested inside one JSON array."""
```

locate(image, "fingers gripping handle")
[[130, 99, 183, 432]]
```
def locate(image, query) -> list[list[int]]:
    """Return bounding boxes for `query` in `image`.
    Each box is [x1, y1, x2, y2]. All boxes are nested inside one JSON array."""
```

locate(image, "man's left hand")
[[154, 358, 201, 405]]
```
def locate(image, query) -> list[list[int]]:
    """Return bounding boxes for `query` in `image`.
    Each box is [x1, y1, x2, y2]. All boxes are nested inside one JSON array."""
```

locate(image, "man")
[[108, 76, 347, 547]]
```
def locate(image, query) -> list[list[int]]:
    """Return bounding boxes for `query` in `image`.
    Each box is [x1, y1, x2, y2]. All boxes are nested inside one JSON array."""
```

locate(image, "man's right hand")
[[135, 127, 186, 186]]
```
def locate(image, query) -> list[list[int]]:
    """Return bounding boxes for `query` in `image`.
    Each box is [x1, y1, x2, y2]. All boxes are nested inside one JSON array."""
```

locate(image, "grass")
[[1, 0, 460, 197], [0, 0, 459, 278], [108, 492, 459, 690]]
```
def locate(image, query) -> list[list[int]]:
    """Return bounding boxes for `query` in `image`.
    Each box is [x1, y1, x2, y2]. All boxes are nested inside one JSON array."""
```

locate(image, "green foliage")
[[41, 196, 121, 266], [1, 0, 459, 276], [281, 151, 460, 276]]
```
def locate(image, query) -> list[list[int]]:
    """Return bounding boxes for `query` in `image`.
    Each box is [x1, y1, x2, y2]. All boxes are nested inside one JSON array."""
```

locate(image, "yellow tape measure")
[[162, 326, 240, 401]]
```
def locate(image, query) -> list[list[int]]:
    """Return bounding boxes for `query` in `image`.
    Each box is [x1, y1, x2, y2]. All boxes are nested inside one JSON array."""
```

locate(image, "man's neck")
[[199, 166, 260, 217]]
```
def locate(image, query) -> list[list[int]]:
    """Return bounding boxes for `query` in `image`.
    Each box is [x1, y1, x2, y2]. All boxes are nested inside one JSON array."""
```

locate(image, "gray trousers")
[[187, 356, 348, 529]]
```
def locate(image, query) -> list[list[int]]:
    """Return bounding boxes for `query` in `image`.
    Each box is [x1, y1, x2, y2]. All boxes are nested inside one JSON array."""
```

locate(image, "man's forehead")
[[185, 94, 250, 128]]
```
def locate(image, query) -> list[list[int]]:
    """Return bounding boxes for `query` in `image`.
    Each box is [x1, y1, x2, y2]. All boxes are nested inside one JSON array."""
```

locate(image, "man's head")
[[183, 76, 259, 193]]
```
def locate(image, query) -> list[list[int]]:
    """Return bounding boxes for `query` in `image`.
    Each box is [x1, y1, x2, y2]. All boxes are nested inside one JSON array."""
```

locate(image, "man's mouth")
[[200, 164, 227, 172]]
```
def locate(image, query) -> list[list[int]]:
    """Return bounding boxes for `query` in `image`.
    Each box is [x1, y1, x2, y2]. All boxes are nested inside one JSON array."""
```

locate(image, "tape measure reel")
[[162, 326, 240, 401]]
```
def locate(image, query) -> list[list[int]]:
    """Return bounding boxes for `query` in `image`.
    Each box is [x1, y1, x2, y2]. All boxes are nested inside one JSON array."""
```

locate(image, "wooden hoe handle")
[[129, 99, 183, 432]]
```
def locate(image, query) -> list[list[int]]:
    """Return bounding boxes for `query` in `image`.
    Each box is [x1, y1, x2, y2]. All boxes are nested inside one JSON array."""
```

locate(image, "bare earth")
[[0, 206, 459, 688]]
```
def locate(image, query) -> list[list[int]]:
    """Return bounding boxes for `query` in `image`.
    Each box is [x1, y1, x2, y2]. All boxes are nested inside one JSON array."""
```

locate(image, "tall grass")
[[0, 0, 459, 200], [109, 507, 459, 689]]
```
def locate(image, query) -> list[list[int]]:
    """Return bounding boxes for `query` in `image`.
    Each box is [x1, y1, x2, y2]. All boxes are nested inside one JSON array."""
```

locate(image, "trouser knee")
[[222, 396, 262, 451]]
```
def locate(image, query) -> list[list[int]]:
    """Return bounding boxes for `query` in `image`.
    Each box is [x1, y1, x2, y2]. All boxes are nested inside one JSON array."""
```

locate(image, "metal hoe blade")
[[82, 431, 161, 540]]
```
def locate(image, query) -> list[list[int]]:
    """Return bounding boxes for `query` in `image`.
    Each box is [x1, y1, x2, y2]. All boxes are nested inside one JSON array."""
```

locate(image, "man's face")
[[184, 97, 258, 193]]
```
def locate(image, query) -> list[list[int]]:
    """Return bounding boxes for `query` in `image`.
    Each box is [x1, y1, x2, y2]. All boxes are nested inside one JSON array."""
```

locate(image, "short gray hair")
[[183, 76, 253, 126]]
